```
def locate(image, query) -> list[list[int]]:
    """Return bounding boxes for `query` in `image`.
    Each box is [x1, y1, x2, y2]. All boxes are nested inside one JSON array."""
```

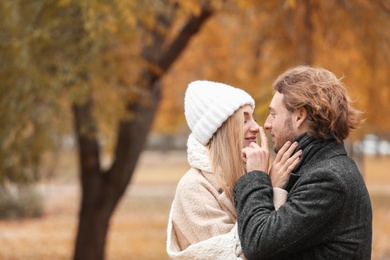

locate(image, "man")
[[235, 65, 372, 259]]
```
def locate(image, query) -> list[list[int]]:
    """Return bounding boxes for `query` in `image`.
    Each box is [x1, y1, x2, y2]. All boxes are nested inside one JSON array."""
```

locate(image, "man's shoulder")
[[304, 141, 351, 169]]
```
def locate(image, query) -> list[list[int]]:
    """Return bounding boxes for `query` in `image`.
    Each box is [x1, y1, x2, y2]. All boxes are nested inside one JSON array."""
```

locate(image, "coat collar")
[[284, 133, 338, 191]]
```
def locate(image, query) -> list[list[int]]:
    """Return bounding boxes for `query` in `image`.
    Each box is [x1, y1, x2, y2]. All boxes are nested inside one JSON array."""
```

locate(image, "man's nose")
[[264, 117, 272, 130]]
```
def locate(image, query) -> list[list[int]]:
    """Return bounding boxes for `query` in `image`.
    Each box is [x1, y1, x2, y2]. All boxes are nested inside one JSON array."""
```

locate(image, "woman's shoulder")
[[176, 168, 217, 194], [178, 168, 209, 186]]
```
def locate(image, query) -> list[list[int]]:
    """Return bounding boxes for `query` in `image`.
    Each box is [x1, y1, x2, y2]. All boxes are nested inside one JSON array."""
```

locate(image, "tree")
[[155, 0, 390, 139], [0, 0, 65, 218], [69, 1, 214, 259], [1, 0, 214, 258], [1, 0, 390, 258]]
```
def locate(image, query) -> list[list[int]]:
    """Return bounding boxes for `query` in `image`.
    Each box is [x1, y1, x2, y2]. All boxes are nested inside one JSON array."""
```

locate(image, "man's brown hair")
[[272, 65, 363, 143]]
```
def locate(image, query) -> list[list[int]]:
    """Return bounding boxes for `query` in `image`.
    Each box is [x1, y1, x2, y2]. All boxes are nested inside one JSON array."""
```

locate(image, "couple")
[[167, 65, 372, 259]]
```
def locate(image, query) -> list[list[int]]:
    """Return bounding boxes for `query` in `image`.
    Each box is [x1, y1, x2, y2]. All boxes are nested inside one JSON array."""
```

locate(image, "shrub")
[[0, 185, 43, 219]]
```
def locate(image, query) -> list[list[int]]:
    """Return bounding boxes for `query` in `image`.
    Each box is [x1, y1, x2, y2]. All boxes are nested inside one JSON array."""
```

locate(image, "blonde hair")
[[207, 107, 246, 201], [273, 65, 363, 143]]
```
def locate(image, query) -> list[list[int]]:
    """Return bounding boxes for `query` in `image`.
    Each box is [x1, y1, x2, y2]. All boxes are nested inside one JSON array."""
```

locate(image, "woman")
[[167, 80, 300, 259]]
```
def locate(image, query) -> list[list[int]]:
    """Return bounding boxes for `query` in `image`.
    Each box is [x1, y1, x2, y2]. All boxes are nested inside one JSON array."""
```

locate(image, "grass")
[[0, 151, 389, 259]]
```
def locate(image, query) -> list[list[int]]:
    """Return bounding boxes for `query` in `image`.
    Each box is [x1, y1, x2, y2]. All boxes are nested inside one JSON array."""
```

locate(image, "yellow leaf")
[[284, 0, 296, 9], [58, 0, 71, 7]]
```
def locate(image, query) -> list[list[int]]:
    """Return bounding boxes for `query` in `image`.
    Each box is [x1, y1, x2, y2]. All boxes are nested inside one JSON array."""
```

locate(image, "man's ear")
[[293, 106, 308, 130]]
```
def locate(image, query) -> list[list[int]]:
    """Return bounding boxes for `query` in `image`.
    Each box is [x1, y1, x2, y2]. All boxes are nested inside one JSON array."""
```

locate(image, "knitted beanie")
[[184, 80, 255, 145]]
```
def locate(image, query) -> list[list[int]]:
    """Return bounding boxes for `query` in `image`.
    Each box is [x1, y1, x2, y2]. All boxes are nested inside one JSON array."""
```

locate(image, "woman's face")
[[243, 105, 260, 148]]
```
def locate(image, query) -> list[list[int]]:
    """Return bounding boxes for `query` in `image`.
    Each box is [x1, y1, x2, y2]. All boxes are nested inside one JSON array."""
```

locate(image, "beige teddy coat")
[[166, 134, 287, 259]]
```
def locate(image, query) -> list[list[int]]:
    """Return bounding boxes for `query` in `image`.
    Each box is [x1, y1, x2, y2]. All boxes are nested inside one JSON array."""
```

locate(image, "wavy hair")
[[272, 65, 363, 143], [208, 106, 246, 201]]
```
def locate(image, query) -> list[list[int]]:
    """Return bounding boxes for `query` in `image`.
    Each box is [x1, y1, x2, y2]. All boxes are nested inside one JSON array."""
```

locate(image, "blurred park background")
[[1, 0, 390, 259]]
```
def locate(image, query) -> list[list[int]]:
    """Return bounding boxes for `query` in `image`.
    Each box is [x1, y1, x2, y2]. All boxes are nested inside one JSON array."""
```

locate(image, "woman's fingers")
[[274, 141, 292, 162], [276, 141, 299, 163], [259, 127, 269, 152], [287, 156, 300, 172], [284, 149, 302, 172], [243, 141, 270, 173], [241, 148, 248, 163]]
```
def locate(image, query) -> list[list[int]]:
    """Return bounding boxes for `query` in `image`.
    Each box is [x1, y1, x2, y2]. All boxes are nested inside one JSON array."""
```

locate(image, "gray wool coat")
[[234, 133, 372, 260]]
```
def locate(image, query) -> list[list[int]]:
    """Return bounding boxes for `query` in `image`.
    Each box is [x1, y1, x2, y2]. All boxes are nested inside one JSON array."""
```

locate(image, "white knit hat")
[[184, 80, 255, 145]]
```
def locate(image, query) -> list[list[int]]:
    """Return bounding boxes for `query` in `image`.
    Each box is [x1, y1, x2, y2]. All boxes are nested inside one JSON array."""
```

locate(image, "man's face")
[[264, 91, 297, 153]]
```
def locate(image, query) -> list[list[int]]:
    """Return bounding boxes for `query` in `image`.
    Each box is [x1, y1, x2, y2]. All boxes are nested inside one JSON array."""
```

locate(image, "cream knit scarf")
[[187, 133, 213, 172]]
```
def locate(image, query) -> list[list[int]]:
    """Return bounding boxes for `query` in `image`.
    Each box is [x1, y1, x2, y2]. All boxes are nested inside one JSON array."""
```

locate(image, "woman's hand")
[[242, 127, 270, 173], [269, 141, 302, 188]]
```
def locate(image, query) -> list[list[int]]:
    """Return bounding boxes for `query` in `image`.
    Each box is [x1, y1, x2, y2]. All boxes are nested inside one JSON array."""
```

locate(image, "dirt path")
[[0, 151, 389, 259]]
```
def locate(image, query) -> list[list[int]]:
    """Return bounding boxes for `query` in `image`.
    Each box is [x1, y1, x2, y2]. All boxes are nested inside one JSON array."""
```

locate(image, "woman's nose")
[[251, 121, 261, 133]]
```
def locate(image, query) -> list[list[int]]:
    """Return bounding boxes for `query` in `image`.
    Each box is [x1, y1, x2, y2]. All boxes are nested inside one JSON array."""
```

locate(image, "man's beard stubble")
[[274, 115, 296, 154]]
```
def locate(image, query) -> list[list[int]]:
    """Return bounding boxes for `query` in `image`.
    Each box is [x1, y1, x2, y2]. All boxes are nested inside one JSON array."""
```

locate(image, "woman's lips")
[[245, 137, 257, 143]]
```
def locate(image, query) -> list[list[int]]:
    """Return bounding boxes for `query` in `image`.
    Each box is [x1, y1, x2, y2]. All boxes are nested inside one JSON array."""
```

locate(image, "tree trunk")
[[74, 206, 110, 260], [73, 6, 213, 260], [72, 97, 110, 260]]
